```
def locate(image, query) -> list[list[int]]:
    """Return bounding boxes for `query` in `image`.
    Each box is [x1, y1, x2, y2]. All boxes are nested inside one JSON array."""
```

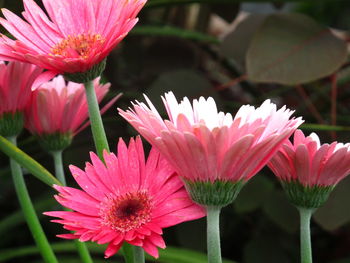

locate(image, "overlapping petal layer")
[[268, 129, 350, 187], [25, 76, 110, 135], [0, 61, 43, 115], [119, 92, 303, 183], [45, 137, 204, 258], [0, 0, 146, 75]]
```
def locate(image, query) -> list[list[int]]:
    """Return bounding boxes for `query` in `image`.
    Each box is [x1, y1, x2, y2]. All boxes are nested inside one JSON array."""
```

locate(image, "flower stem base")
[[64, 59, 106, 83], [184, 179, 244, 207], [0, 112, 24, 137], [282, 181, 334, 209]]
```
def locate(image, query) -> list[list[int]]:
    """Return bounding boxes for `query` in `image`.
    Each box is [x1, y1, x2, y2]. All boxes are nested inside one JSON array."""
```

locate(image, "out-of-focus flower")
[[119, 92, 303, 207], [0, 61, 43, 137], [268, 129, 350, 208], [25, 75, 117, 151], [45, 137, 205, 258], [0, 0, 146, 82]]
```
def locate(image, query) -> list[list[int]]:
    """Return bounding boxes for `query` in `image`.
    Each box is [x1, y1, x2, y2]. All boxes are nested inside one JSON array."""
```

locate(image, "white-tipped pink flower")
[[45, 137, 205, 258], [269, 129, 350, 188], [119, 92, 303, 206], [0, 0, 146, 77]]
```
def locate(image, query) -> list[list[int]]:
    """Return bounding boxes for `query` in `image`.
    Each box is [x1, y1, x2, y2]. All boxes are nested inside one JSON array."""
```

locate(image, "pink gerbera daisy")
[[0, 61, 43, 137], [25, 75, 119, 151], [0, 0, 146, 79], [268, 129, 350, 208], [44, 137, 205, 258], [119, 92, 303, 207]]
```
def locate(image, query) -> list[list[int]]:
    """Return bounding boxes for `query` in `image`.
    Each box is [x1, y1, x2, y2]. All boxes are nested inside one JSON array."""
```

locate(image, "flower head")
[[25, 76, 112, 151], [45, 137, 204, 258], [0, 0, 146, 79], [268, 130, 350, 208], [119, 92, 303, 206], [0, 61, 43, 136]]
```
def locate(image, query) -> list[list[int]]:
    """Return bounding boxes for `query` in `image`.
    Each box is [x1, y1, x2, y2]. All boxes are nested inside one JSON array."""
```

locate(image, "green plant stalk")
[[84, 80, 134, 263], [206, 206, 222, 263], [8, 136, 58, 263], [84, 80, 110, 158], [51, 150, 66, 186], [0, 135, 61, 186], [134, 246, 145, 263], [299, 207, 314, 263], [51, 150, 94, 263]]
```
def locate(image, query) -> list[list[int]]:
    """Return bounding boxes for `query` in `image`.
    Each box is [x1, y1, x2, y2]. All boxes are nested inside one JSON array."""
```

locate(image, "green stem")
[[122, 243, 134, 263], [7, 136, 58, 263], [206, 206, 222, 263], [299, 207, 314, 263], [84, 80, 134, 262], [134, 246, 145, 263], [84, 80, 110, 159], [51, 151, 66, 186], [51, 150, 94, 263]]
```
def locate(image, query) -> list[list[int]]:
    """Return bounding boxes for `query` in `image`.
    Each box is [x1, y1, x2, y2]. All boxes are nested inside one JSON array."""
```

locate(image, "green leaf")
[[0, 242, 237, 263], [246, 13, 347, 85], [300, 123, 350, 132], [131, 25, 219, 44], [220, 14, 267, 70], [313, 176, 350, 231], [234, 175, 274, 214], [0, 135, 61, 186]]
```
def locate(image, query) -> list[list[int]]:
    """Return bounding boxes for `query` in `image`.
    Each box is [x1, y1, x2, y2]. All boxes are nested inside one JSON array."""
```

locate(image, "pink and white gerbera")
[[119, 92, 303, 184], [45, 137, 205, 258], [0, 0, 146, 76], [268, 129, 350, 187]]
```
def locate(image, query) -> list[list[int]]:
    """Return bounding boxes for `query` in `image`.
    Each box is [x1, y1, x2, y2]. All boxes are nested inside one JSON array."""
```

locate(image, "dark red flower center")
[[100, 191, 152, 232]]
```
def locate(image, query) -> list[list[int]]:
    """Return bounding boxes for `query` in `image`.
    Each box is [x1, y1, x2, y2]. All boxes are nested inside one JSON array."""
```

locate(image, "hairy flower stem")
[[84, 80, 135, 262], [51, 150, 66, 185], [299, 207, 314, 263], [8, 136, 58, 263], [134, 246, 145, 263], [206, 206, 222, 263], [51, 150, 94, 263], [84, 80, 110, 158]]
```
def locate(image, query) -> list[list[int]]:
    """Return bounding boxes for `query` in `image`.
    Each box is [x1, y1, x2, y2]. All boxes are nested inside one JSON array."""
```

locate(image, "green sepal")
[[0, 112, 24, 137], [64, 58, 106, 83], [37, 132, 73, 152], [183, 179, 245, 207], [282, 180, 334, 209]]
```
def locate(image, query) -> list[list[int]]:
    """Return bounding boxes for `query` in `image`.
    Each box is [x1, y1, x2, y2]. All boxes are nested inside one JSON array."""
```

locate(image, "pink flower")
[[44, 137, 204, 258], [119, 92, 303, 185], [268, 129, 350, 187], [25, 75, 112, 136], [0, 0, 146, 75], [0, 61, 43, 116]]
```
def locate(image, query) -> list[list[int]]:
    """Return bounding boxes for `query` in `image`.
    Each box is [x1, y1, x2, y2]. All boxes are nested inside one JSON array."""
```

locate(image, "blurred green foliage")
[[1, 0, 350, 262]]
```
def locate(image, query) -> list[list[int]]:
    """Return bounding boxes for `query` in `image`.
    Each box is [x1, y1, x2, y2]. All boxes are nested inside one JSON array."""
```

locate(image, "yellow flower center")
[[50, 34, 105, 58]]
